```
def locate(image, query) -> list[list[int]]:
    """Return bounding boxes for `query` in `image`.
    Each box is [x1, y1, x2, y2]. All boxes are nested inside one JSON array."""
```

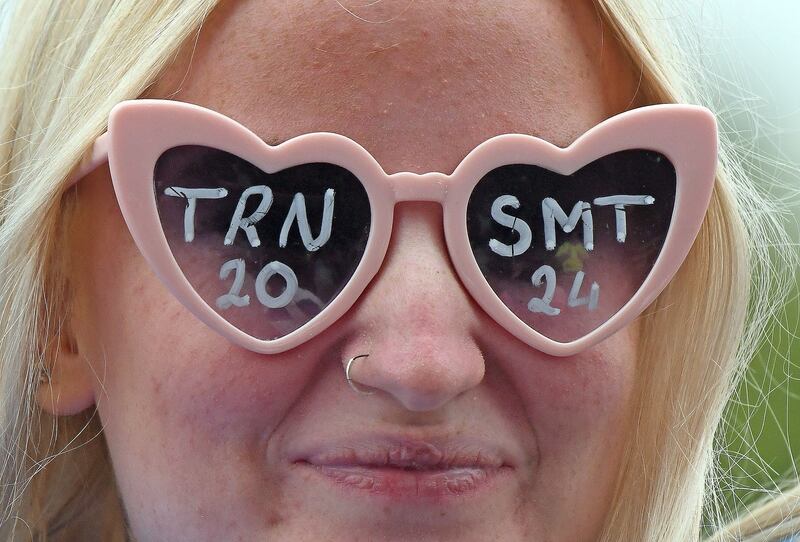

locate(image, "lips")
[[291, 436, 515, 500]]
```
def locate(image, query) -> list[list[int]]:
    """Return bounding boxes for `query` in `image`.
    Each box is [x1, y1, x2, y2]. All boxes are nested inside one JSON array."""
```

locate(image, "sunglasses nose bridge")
[[388, 172, 450, 204]]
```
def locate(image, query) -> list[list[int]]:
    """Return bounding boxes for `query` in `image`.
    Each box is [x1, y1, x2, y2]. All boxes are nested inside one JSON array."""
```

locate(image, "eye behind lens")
[[466, 150, 676, 342], [153, 145, 372, 340]]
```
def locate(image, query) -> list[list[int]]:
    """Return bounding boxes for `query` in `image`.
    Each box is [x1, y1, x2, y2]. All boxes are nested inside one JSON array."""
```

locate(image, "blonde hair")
[[0, 0, 796, 540]]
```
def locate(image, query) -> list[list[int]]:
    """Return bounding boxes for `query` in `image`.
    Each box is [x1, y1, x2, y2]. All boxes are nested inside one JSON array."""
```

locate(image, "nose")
[[343, 201, 486, 412]]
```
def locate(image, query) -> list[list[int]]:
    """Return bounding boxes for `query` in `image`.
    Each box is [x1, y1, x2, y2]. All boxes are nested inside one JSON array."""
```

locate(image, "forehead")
[[144, 0, 640, 174]]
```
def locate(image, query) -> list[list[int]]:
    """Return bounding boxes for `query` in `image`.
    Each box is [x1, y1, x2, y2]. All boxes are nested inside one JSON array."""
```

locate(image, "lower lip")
[[299, 462, 509, 500]]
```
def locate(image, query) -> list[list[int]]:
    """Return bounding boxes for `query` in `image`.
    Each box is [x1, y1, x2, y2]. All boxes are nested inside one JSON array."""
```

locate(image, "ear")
[[36, 322, 96, 416]]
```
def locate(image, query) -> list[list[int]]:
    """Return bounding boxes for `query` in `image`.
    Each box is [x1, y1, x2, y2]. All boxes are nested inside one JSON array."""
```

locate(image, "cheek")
[[532, 330, 635, 434], [72, 171, 309, 435], [485, 324, 637, 534], [74, 241, 324, 534], [487, 324, 637, 487], [70, 174, 321, 523], [77, 249, 310, 440], [539, 330, 635, 456]]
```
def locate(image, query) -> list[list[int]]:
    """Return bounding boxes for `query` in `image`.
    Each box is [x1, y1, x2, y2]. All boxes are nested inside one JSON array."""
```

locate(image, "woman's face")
[[52, 0, 644, 540]]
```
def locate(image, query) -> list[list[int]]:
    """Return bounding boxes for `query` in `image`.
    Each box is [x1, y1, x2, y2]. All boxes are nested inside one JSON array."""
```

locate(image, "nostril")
[[370, 358, 485, 412], [393, 388, 454, 413]]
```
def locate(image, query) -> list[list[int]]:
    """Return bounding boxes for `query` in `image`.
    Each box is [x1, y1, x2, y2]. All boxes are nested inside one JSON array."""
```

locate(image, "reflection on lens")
[[467, 150, 676, 343], [154, 145, 371, 340]]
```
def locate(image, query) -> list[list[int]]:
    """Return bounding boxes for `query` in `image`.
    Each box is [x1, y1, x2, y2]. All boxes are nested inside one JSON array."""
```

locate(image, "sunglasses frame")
[[66, 99, 718, 356]]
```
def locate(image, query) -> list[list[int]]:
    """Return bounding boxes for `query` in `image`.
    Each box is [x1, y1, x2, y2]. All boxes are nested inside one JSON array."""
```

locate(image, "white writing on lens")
[[528, 265, 600, 316], [225, 185, 274, 247], [164, 185, 338, 312], [527, 265, 560, 315], [255, 261, 298, 309], [215, 258, 298, 310], [592, 195, 654, 243], [542, 198, 594, 251], [216, 258, 250, 309], [489, 195, 533, 257], [567, 270, 599, 310], [164, 187, 228, 243], [488, 193, 654, 254], [279, 189, 335, 252], [166, 185, 336, 252]]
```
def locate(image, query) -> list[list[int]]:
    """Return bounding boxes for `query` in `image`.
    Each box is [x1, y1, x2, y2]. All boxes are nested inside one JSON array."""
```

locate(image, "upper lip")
[[291, 434, 514, 471]]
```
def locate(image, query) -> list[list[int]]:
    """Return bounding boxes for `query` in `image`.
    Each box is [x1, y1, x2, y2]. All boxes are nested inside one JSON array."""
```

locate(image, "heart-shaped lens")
[[467, 149, 676, 343], [153, 145, 371, 340]]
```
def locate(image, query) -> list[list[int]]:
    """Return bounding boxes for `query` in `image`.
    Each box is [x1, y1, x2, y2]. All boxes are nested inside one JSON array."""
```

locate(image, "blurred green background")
[[666, 0, 800, 527]]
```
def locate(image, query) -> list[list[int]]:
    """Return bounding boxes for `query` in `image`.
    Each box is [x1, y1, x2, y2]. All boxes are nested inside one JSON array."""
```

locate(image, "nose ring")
[[345, 354, 375, 396]]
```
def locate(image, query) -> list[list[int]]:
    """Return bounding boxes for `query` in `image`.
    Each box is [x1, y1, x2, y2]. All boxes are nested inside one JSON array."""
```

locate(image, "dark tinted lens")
[[467, 150, 676, 343], [154, 145, 371, 340]]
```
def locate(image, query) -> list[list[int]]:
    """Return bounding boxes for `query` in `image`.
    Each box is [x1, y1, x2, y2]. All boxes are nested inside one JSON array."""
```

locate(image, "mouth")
[[292, 437, 515, 500]]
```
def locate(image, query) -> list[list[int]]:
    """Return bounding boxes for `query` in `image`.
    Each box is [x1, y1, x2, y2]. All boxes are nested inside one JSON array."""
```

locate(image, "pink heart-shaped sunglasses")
[[66, 100, 717, 356]]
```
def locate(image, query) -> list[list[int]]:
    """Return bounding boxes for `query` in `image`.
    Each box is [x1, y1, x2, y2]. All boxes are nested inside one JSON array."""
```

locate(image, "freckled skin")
[[65, 0, 644, 540]]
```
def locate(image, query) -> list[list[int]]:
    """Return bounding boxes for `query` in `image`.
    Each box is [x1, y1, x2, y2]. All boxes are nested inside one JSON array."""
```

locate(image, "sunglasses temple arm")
[[65, 131, 110, 188]]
